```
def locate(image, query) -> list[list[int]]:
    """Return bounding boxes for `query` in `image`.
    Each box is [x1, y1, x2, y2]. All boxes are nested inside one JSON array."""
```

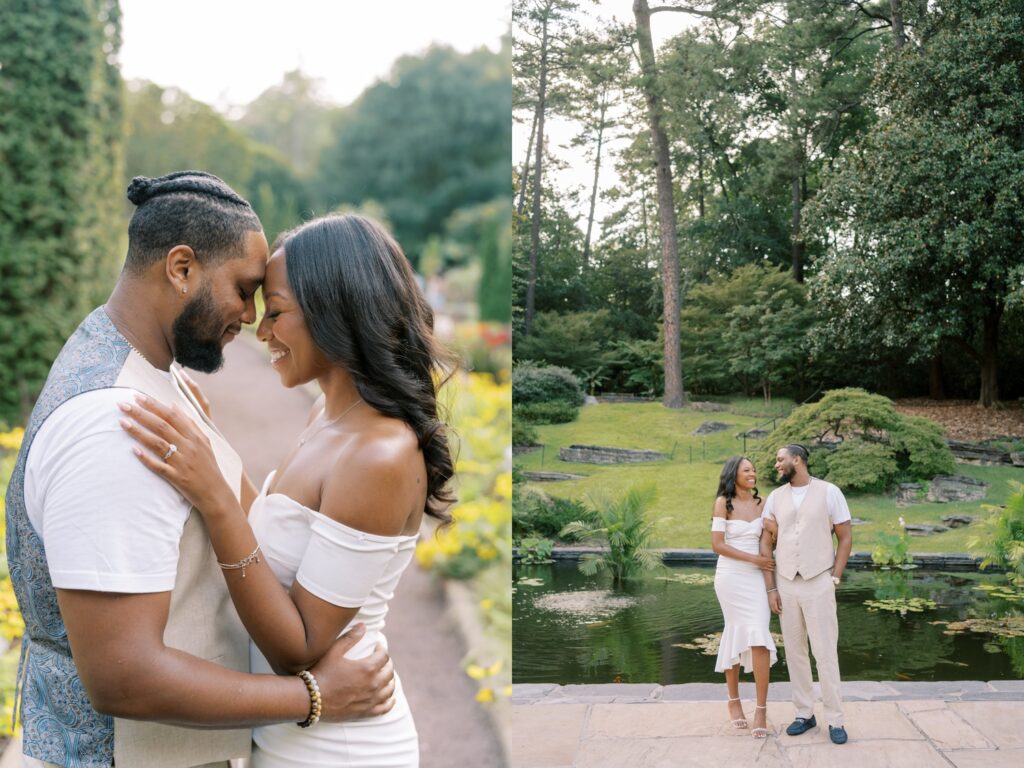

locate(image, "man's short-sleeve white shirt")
[[24, 387, 192, 593], [761, 478, 852, 526]]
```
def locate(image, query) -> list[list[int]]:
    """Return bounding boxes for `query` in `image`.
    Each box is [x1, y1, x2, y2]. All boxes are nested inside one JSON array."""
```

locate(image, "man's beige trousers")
[[776, 570, 844, 727]]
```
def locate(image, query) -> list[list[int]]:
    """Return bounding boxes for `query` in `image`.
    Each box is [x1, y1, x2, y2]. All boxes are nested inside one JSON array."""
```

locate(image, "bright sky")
[[513, 3, 697, 240], [120, 0, 509, 110]]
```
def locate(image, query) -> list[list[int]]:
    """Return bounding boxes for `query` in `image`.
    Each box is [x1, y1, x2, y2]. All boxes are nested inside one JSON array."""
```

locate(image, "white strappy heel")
[[752, 704, 769, 739], [727, 697, 748, 729]]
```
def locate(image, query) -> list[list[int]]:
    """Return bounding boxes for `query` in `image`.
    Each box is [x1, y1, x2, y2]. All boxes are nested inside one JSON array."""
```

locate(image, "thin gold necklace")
[[297, 398, 363, 446]]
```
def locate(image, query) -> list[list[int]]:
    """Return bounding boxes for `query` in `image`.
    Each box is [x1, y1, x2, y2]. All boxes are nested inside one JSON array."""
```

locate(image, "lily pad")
[[532, 590, 638, 618], [932, 615, 1024, 639], [655, 572, 714, 585], [517, 577, 546, 587], [863, 597, 937, 615], [673, 631, 785, 656]]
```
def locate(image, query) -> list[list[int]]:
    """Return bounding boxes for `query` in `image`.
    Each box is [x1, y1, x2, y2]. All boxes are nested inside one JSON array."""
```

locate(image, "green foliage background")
[[0, 7, 512, 427], [0, 0, 124, 425]]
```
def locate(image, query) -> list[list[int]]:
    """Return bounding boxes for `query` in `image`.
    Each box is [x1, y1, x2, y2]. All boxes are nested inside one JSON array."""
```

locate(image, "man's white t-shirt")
[[761, 479, 852, 526], [24, 386, 192, 593]]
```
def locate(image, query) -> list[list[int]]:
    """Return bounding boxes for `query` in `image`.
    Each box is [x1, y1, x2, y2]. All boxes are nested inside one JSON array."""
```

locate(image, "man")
[[760, 444, 853, 745], [6, 171, 393, 768]]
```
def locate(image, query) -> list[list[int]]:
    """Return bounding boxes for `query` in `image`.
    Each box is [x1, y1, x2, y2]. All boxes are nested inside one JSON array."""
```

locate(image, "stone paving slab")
[[510, 683, 1024, 767]]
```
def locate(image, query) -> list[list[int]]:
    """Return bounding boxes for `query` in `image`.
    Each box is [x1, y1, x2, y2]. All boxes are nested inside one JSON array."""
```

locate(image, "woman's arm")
[[710, 497, 775, 569], [120, 395, 417, 674]]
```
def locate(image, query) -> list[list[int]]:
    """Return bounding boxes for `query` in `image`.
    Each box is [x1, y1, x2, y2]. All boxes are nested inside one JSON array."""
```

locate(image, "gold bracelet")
[[217, 545, 261, 579], [296, 670, 322, 728]]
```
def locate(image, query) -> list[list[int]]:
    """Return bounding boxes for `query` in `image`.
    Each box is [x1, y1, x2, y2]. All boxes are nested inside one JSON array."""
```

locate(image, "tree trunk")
[[633, 0, 684, 408], [978, 303, 1002, 407], [890, 0, 906, 49], [516, 107, 538, 217], [791, 173, 803, 282], [582, 93, 607, 271], [697, 145, 706, 220], [525, 10, 551, 336], [928, 354, 945, 400]]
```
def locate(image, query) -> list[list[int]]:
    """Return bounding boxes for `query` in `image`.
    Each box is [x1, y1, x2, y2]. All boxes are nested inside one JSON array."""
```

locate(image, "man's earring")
[[182, 286, 188, 294]]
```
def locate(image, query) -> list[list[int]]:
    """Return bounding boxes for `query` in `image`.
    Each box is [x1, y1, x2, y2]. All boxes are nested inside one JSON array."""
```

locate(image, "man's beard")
[[172, 284, 226, 373], [779, 467, 796, 484]]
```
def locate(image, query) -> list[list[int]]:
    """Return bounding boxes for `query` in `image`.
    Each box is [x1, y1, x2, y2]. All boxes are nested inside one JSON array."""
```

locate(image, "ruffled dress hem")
[[714, 624, 778, 674]]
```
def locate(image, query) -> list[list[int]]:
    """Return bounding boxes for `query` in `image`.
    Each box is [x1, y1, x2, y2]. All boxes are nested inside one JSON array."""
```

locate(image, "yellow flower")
[[479, 598, 495, 611], [465, 664, 487, 680], [493, 472, 512, 500], [477, 545, 498, 561], [0, 428, 25, 451], [475, 687, 494, 703]]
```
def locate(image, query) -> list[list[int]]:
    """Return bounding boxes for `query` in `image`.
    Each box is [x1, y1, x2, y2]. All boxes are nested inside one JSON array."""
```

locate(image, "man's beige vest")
[[112, 354, 251, 767], [772, 478, 835, 581]]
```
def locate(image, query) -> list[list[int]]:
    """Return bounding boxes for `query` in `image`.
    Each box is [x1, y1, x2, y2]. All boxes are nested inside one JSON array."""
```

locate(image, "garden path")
[[191, 333, 505, 768]]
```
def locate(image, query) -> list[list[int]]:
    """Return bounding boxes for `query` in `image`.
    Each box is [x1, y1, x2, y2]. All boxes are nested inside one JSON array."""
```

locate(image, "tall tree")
[[516, 0, 579, 335], [808, 0, 1024, 407], [0, 0, 124, 424], [316, 42, 511, 265]]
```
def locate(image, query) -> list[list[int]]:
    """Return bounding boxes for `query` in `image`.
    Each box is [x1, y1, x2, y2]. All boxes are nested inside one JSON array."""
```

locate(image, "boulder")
[[738, 428, 770, 439], [1011, 452, 1024, 467], [940, 514, 974, 528], [895, 482, 923, 505], [559, 444, 666, 465], [945, 439, 1010, 466], [692, 421, 731, 436], [905, 523, 951, 536], [690, 401, 728, 412], [522, 471, 587, 482], [927, 475, 989, 503]]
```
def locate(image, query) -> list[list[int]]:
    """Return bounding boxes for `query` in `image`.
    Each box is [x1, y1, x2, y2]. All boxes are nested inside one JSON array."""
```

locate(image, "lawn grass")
[[514, 401, 1019, 553]]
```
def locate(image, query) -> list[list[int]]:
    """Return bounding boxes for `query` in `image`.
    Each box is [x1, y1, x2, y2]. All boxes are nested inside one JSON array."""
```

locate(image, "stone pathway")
[[511, 682, 1024, 767], [191, 333, 505, 768]]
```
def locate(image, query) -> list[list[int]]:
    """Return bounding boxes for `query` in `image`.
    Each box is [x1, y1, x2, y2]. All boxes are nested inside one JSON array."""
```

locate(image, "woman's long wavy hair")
[[278, 214, 456, 523], [715, 455, 761, 519]]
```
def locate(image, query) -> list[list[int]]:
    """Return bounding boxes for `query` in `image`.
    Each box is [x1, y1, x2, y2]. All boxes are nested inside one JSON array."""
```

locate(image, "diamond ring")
[[162, 443, 178, 462]]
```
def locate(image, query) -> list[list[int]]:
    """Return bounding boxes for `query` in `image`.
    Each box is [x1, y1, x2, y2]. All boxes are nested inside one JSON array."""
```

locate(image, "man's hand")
[[752, 554, 775, 571], [768, 591, 782, 614], [311, 625, 396, 721]]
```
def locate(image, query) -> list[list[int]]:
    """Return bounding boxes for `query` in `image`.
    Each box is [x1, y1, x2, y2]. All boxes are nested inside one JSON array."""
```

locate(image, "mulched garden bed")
[[893, 399, 1024, 441]]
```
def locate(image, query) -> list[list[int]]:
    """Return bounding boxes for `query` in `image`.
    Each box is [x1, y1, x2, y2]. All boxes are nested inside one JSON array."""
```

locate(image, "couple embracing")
[[709, 445, 853, 745], [6, 171, 451, 766]]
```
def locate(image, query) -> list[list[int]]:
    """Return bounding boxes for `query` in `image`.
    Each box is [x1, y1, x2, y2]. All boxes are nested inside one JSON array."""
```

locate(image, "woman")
[[120, 213, 454, 767], [710, 455, 777, 738]]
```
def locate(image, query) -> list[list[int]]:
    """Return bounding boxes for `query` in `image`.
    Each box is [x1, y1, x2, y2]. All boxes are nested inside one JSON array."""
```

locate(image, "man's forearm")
[[833, 523, 853, 578], [89, 646, 310, 727]]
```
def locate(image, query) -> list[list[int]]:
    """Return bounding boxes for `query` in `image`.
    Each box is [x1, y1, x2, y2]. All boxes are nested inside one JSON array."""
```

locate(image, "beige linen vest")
[[773, 478, 835, 581], [112, 354, 251, 767]]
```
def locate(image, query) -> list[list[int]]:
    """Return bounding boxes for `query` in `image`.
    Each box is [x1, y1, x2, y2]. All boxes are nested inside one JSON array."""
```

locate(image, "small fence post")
[[540, 445, 545, 467], [689, 445, 693, 464]]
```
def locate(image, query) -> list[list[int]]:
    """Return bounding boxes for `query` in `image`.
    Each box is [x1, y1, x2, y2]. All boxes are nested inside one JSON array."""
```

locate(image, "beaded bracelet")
[[296, 669, 322, 728]]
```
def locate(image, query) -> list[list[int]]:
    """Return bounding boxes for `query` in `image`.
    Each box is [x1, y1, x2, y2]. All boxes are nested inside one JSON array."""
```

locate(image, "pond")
[[512, 562, 1024, 684]]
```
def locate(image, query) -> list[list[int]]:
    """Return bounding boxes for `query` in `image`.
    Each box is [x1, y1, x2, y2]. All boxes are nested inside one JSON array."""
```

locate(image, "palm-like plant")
[[560, 486, 664, 583]]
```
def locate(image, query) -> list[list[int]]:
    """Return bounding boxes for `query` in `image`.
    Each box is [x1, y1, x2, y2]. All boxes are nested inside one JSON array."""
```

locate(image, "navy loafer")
[[829, 725, 848, 744], [786, 715, 816, 736]]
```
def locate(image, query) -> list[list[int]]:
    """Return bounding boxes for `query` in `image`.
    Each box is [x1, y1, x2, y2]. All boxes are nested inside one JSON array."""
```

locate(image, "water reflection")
[[512, 563, 1023, 684]]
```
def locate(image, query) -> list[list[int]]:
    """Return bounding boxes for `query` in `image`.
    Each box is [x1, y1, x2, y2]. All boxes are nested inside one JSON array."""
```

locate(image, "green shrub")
[[512, 362, 584, 407], [513, 487, 594, 541], [518, 537, 554, 564], [513, 399, 579, 425], [512, 419, 539, 447], [750, 388, 955, 492], [561, 485, 664, 583], [977, 482, 1024, 585]]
